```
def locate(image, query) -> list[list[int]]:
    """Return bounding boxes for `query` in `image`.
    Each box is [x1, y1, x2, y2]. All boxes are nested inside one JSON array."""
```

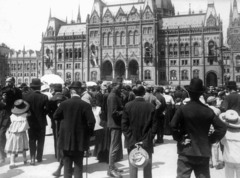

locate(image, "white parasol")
[[40, 74, 64, 85], [86, 81, 97, 87]]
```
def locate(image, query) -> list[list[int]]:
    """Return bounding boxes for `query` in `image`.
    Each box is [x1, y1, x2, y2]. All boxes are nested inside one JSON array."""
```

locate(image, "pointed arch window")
[[236, 55, 240, 65], [65, 49, 69, 59], [181, 70, 188, 80], [193, 69, 200, 78], [78, 48, 82, 59], [169, 44, 173, 56], [108, 32, 113, 46], [185, 43, 189, 56], [69, 49, 73, 59], [133, 31, 139, 45], [115, 32, 120, 46], [173, 44, 178, 56], [58, 49, 62, 60], [103, 33, 107, 46], [75, 72, 80, 81], [74, 48, 78, 59], [144, 70, 151, 80], [193, 42, 199, 56], [144, 42, 153, 64], [120, 32, 125, 46], [91, 71, 97, 81], [129, 31, 134, 45], [66, 72, 71, 80], [208, 41, 216, 64], [180, 43, 185, 56], [170, 70, 177, 80]]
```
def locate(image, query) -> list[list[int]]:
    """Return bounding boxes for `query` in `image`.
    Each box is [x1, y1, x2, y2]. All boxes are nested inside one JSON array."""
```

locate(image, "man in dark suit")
[[23, 78, 49, 165], [54, 81, 95, 178], [122, 85, 157, 178], [107, 78, 123, 178], [170, 78, 226, 178], [154, 86, 166, 144]]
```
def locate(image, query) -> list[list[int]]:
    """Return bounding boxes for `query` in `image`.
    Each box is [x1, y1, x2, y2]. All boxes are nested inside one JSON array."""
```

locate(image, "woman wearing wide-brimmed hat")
[[4, 99, 30, 169], [220, 110, 240, 178]]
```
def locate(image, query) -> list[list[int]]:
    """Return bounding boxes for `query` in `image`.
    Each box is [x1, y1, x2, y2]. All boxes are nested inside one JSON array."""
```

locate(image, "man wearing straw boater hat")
[[23, 78, 49, 165], [54, 81, 95, 178], [171, 78, 227, 178]]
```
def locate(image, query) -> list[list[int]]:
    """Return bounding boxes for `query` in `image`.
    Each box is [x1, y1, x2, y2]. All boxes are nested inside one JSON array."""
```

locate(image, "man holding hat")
[[23, 78, 49, 165], [122, 85, 158, 178], [54, 81, 95, 178], [171, 78, 226, 178]]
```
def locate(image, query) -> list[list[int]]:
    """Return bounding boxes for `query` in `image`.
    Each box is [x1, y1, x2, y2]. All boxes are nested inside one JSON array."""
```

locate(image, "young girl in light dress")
[[5, 99, 30, 169]]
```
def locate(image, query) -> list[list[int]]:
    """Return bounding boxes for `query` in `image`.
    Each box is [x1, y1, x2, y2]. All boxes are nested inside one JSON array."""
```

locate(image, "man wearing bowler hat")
[[221, 81, 240, 115], [54, 81, 95, 178], [171, 78, 226, 178], [23, 78, 49, 165]]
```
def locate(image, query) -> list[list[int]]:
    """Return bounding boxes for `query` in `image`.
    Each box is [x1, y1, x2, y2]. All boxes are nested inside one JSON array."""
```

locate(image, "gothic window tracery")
[[144, 42, 153, 64]]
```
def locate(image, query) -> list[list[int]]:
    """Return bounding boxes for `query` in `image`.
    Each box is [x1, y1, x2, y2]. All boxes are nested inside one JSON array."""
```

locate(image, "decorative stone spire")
[[77, 5, 81, 23], [48, 8, 52, 22], [233, 0, 239, 20]]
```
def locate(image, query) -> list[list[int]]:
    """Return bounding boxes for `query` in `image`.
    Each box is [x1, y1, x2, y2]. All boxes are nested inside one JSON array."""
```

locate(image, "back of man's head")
[[133, 85, 145, 97]]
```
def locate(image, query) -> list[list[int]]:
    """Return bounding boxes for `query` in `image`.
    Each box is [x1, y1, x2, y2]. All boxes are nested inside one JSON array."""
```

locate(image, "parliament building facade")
[[8, 0, 226, 87]]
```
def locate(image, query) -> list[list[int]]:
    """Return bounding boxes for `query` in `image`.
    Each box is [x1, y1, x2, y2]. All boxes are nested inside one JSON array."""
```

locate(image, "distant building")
[[7, 48, 41, 85], [227, 0, 240, 85], [0, 44, 9, 86], [38, 0, 224, 86]]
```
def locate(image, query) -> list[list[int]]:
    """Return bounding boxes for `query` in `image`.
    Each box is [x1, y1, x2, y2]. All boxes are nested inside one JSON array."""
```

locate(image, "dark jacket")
[[53, 96, 95, 151], [221, 92, 240, 115], [23, 90, 49, 130], [171, 100, 226, 157], [122, 97, 157, 153], [107, 88, 123, 129]]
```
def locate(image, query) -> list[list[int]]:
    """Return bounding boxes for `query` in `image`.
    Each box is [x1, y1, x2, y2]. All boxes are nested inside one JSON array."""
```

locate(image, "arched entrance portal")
[[101, 60, 113, 81], [206, 72, 218, 87], [128, 60, 139, 83], [115, 60, 125, 79]]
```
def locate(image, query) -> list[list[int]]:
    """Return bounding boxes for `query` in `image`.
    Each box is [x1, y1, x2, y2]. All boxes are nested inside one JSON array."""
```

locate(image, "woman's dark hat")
[[185, 78, 205, 94], [30, 78, 42, 88], [69, 81, 82, 89], [227, 81, 237, 90], [11, 99, 30, 115]]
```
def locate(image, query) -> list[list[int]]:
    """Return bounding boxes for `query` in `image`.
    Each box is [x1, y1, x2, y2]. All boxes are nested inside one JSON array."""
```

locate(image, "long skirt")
[[5, 132, 29, 154], [93, 128, 111, 163], [164, 104, 174, 135]]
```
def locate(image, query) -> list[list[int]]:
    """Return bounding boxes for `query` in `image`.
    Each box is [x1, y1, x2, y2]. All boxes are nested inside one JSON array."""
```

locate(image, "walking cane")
[[86, 151, 88, 178]]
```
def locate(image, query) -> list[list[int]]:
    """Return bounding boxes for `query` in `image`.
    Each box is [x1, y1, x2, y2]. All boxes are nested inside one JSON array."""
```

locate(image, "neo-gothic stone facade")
[[227, 0, 240, 85], [40, 0, 223, 86], [7, 49, 41, 85]]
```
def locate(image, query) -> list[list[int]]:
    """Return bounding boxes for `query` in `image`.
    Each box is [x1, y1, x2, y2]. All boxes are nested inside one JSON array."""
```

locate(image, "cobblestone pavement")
[[0, 135, 224, 178]]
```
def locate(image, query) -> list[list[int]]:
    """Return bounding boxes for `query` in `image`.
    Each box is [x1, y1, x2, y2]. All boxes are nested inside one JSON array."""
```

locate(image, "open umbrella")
[[40, 74, 64, 85], [86, 81, 97, 87]]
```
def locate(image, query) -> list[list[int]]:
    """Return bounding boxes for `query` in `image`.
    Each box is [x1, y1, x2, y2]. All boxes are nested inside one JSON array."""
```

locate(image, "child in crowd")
[[5, 99, 30, 169], [207, 96, 224, 169], [219, 110, 240, 178]]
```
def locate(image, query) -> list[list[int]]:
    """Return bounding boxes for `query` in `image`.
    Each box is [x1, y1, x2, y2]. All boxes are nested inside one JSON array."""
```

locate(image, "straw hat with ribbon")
[[219, 110, 240, 129], [11, 99, 30, 115]]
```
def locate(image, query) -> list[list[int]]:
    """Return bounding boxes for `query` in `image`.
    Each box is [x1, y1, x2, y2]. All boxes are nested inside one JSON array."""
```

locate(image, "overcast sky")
[[0, 0, 233, 50]]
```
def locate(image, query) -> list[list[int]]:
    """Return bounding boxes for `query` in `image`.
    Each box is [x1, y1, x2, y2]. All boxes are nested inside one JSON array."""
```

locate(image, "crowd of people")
[[0, 76, 240, 178]]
